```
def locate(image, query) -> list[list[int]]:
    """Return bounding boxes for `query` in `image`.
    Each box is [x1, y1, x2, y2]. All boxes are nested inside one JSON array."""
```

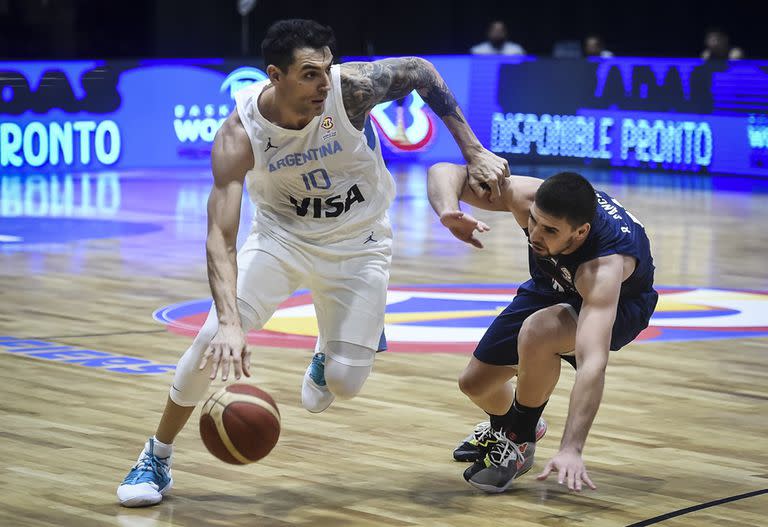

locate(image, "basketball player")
[[117, 19, 509, 507], [427, 163, 657, 493]]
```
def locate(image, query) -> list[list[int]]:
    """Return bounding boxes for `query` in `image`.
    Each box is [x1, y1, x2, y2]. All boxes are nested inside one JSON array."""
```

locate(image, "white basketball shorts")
[[235, 221, 392, 351]]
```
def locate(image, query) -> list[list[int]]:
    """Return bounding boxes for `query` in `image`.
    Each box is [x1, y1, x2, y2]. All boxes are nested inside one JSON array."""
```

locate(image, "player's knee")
[[324, 358, 371, 399], [324, 341, 375, 400], [518, 307, 570, 359], [517, 325, 539, 361], [170, 339, 213, 406], [458, 368, 488, 398]]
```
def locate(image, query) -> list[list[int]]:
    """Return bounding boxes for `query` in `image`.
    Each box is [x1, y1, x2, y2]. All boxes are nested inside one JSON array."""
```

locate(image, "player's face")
[[527, 203, 589, 257], [281, 47, 333, 117]]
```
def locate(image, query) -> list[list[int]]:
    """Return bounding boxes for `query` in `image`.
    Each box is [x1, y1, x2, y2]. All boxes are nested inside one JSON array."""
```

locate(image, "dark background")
[[0, 0, 762, 60]]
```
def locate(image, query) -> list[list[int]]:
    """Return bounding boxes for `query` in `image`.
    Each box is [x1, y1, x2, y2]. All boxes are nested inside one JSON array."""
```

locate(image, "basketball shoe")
[[465, 429, 537, 493], [301, 352, 335, 413], [117, 437, 173, 507], [453, 417, 546, 461]]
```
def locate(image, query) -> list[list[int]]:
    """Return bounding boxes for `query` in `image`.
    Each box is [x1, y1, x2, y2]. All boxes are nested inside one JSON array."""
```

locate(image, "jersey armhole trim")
[[234, 89, 260, 171], [332, 64, 366, 137]]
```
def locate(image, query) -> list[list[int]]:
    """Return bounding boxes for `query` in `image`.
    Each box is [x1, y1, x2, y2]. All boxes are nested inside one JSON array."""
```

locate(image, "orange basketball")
[[199, 384, 281, 464]]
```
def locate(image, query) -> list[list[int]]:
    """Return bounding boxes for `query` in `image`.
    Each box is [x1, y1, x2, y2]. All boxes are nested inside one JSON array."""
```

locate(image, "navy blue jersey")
[[527, 190, 655, 299]]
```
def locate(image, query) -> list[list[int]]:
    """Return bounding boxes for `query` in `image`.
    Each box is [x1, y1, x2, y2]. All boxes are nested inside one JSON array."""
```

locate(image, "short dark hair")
[[261, 19, 336, 72], [535, 172, 597, 227]]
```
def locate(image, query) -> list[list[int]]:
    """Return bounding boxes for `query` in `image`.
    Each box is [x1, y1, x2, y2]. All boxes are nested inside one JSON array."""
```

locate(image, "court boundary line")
[[625, 488, 768, 526]]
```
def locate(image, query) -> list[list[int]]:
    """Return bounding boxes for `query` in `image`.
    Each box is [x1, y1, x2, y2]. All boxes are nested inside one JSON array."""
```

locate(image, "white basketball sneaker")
[[301, 352, 336, 413], [117, 438, 173, 507]]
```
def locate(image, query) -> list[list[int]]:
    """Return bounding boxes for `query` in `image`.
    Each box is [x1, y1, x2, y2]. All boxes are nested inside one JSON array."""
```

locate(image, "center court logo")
[[154, 284, 768, 353]]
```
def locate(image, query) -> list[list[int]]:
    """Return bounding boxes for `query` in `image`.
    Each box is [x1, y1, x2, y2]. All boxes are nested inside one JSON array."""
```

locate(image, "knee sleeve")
[[323, 341, 376, 400], [169, 299, 260, 407]]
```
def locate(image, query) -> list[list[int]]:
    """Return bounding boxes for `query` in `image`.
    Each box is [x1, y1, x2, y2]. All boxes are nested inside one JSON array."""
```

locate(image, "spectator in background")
[[583, 34, 613, 58], [470, 20, 525, 55], [701, 28, 744, 60]]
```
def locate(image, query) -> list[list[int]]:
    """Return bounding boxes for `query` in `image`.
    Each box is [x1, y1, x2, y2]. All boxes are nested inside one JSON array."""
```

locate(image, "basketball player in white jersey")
[[117, 19, 509, 507]]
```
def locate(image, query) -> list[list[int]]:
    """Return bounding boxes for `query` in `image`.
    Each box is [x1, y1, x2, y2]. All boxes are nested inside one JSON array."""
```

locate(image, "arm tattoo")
[[340, 58, 463, 130]]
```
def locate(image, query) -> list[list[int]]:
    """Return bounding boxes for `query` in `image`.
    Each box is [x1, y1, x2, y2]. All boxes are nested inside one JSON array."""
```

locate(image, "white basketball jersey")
[[234, 65, 395, 243]]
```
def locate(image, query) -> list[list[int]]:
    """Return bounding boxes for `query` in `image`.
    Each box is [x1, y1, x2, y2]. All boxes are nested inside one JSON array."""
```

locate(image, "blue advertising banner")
[[2, 56, 767, 176], [477, 57, 768, 176], [0, 59, 267, 170]]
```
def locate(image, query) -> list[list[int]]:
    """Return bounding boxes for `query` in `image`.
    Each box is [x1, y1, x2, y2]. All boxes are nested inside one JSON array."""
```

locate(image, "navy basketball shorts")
[[473, 279, 658, 369]]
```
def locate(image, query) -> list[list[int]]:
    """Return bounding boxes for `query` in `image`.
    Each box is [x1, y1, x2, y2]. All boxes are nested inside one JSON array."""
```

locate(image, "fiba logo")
[[370, 92, 436, 152], [173, 67, 268, 144]]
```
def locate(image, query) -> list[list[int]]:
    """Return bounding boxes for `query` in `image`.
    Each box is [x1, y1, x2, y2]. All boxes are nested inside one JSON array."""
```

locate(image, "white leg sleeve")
[[170, 233, 305, 407], [169, 300, 260, 407], [323, 341, 376, 400]]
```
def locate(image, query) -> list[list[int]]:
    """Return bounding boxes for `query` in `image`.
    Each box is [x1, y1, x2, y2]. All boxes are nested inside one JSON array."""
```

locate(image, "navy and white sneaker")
[[301, 352, 335, 413], [117, 438, 173, 507]]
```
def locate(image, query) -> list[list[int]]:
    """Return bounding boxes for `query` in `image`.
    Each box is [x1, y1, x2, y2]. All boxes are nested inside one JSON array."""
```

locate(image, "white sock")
[[148, 436, 173, 459]]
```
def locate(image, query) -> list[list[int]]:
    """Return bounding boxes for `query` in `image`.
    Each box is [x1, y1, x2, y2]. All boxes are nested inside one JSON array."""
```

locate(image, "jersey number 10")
[[301, 168, 331, 191]]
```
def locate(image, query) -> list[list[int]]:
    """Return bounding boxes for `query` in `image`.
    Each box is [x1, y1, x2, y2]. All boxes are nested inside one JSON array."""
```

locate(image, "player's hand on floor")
[[466, 149, 510, 202], [199, 324, 251, 381], [536, 449, 596, 492], [440, 210, 491, 248]]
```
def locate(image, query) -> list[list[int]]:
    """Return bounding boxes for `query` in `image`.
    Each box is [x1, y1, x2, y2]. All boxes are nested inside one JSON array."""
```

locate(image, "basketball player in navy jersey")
[[427, 163, 658, 493], [117, 19, 509, 507]]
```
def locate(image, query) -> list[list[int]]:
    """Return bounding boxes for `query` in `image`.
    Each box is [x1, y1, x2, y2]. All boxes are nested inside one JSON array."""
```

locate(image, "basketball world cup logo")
[[370, 92, 436, 152], [155, 284, 768, 353]]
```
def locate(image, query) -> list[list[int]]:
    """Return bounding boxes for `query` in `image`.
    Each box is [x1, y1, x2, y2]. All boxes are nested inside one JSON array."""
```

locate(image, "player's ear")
[[267, 65, 282, 84], [576, 222, 590, 239]]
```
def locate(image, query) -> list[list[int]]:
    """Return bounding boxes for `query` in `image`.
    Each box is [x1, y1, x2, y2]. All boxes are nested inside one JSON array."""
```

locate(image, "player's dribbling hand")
[[199, 324, 251, 381], [440, 210, 490, 248], [466, 149, 510, 202], [536, 449, 597, 492]]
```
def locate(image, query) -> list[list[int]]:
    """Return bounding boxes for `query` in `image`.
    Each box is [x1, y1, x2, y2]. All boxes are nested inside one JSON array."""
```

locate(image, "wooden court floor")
[[0, 165, 766, 526]]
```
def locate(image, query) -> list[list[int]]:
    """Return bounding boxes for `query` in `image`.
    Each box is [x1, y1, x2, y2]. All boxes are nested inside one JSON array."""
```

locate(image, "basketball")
[[199, 384, 281, 464]]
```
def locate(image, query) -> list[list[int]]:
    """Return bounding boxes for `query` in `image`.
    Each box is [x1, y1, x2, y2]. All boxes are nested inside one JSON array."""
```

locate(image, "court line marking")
[[625, 488, 768, 526], [27, 329, 167, 340]]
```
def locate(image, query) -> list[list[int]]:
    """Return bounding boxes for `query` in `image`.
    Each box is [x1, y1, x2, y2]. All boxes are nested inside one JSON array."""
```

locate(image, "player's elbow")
[[406, 57, 438, 88], [404, 56, 433, 71]]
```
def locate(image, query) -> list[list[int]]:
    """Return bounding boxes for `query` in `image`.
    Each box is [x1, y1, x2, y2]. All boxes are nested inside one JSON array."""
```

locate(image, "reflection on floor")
[[1, 163, 767, 527]]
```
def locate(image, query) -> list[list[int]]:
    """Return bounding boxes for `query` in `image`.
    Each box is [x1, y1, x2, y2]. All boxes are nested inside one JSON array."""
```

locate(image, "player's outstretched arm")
[[198, 112, 253, 382], [537, 255, 623, 491], [428, 162, 513, 213], [340, 58, 509, 201], [426, 162, 498, 248], [427, 162, 542, 248]]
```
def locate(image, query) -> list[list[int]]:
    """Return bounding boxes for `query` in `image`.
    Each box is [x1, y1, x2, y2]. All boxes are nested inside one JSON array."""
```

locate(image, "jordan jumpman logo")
[[264, 138, 278, 152]]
